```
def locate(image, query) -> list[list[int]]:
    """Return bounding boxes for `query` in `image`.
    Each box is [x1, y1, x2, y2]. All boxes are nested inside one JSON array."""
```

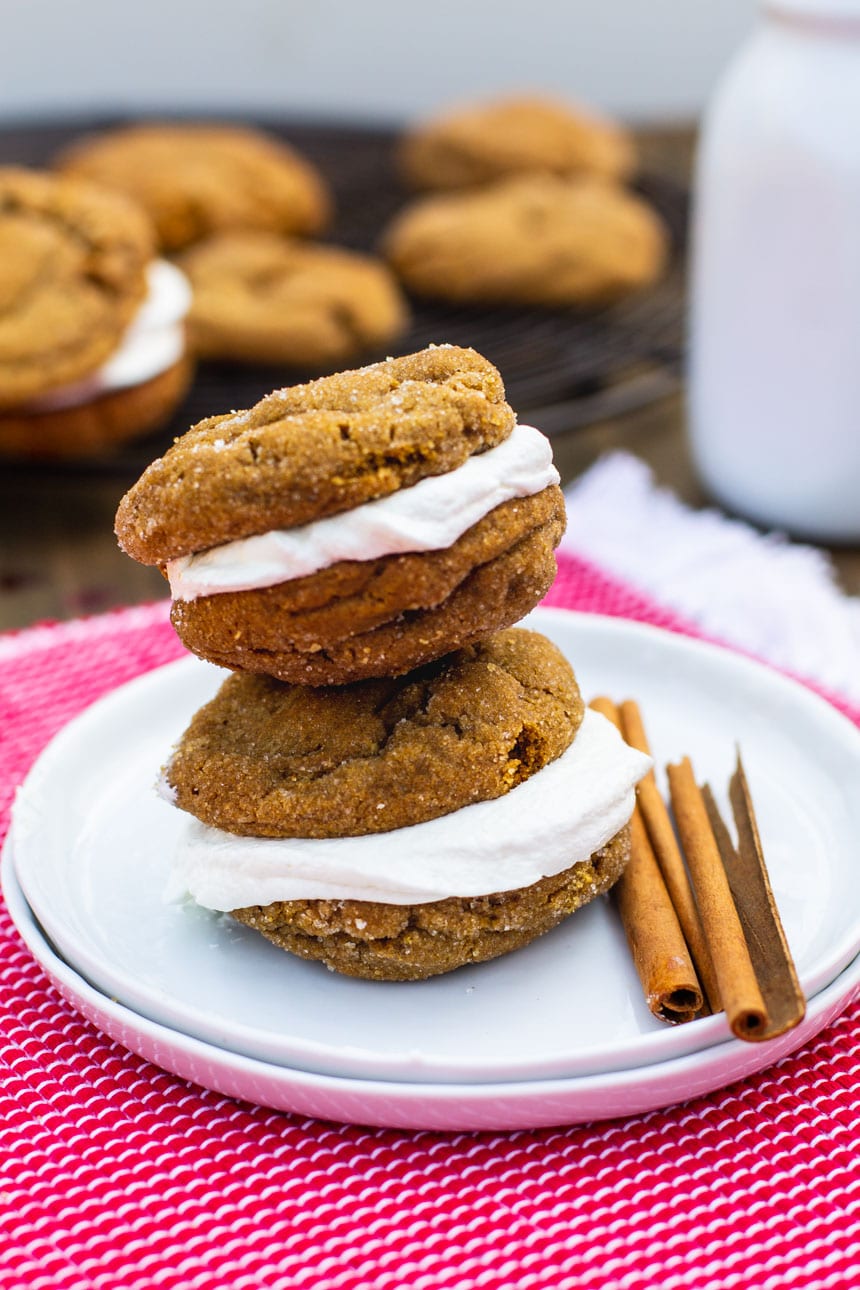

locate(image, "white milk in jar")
[[688, 0, 860, 540]]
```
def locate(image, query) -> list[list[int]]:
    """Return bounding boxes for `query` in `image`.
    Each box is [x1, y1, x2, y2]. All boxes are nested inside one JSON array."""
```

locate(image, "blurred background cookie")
[[383, 174, 668, 309], [399, 93, 636, 191], [177, 232, 408, 367], [115, 345, 565, 685], [0, 166, 193, 459], [56, 122, 332, 252]]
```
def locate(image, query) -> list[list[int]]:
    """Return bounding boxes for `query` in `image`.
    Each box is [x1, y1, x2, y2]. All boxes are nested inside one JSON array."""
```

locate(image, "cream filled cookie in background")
[[24, 260, 191, 413], [0, 167, 194, 459]]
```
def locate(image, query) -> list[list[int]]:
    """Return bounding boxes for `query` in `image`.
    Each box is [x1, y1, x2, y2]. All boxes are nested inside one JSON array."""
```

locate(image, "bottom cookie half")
[[170, 486, 565, 684], [0, 355, 194, 460], [230, 825, 630, 981]]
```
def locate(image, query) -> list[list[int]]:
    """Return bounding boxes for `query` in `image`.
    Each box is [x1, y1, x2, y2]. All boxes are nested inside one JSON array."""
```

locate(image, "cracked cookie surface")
[[116, 344, 562, 685], [177, 232, 408, 366], [57, 123, 331, 251], [115, 345, 515, 565], [165, 627, 583, 838], [384, 174, 668, 309], [0, 166, 153, 407]]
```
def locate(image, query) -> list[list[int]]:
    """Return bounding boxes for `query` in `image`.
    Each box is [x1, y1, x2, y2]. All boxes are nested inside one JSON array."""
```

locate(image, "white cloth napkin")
[[561, 452, 860, 706]]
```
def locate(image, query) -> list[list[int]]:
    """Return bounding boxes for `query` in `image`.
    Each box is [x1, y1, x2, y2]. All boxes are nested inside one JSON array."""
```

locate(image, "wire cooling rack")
[[0, 117, 688, 472]]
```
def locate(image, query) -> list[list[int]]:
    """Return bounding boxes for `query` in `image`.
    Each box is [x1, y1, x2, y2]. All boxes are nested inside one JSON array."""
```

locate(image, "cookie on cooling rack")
[[0, 166, 193, 459], [115, 344, 565, 684], [163, 627, 650, 981], [399, 94, 636, 190], [383, 174, 668, 309], [177, 232, 408, 367], [56, 122, 331, 251]]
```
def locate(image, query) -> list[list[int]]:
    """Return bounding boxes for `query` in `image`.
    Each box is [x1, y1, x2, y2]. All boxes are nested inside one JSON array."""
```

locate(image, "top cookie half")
[[115, 345, 516, 565], [116, 345, 564, 685]]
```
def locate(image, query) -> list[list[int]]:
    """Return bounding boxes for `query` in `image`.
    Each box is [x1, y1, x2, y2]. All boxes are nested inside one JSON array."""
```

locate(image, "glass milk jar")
[[688, 0, 860, 541]]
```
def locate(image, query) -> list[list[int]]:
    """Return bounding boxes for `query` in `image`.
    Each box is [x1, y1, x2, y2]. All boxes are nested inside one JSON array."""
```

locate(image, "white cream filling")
[[167, 422, 559, 601], [27, 260, 192, 412], [165, 708, 651, 911]]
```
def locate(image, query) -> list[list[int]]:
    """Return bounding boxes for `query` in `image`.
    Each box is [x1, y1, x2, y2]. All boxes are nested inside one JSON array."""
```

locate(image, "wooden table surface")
[[1, 128, 858, 632]]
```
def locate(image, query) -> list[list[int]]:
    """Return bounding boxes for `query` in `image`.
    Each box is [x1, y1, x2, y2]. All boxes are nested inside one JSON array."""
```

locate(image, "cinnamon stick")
[[590, 698, 703, 1024], [667, 757, 768, 1041], [618, 699, 720, 1014], [699, 756, 805, 1040]]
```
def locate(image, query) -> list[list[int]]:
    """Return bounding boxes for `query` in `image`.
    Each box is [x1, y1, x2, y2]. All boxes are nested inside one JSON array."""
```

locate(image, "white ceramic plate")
[[4, 850, 859, 1132], [8, 609, 860, 1085]]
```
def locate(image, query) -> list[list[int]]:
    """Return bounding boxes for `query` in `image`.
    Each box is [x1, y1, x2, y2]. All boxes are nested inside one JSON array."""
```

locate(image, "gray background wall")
[[0, 0, 757, 124]]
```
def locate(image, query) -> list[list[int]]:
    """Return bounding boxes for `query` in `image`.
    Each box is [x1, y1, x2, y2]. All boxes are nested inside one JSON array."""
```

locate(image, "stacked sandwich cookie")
[[116, 344, 650, 980]]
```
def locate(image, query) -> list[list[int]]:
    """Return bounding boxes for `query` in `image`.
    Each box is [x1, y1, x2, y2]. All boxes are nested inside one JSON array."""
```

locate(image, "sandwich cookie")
[[0, 166, 193, 458], [163, 628, 652, 980], [115, 345, 566, 684]]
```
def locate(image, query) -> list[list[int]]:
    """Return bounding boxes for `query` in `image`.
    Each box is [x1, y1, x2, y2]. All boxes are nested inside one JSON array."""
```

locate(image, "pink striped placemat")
[[1, 553, 858, 1290]]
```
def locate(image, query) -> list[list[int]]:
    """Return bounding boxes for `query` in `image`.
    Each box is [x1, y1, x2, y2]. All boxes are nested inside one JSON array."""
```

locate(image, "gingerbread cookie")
[[177, 232, 408, 366], [400, 94, 636, 190], [164, 626, 652, 981], [0, 166, 153, 406], [231, 830, 631, 981], [164, 629, 584, 838], [383, 174, 668, 309], [0, 167, 193, 458], [115, 345, 565, 684], [57, 123, 331, 251]]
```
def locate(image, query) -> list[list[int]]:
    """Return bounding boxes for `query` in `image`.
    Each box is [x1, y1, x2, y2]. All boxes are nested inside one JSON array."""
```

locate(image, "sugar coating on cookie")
[[172, 709, 647, 912], [115, 345, 516, 564], [177, 232, 408, 366], [56, 123, 331, 251], [164, 627, 584, 838], [400, 94, 636, 190], [384, 174, 668, 309], [230, 828, 631, 981], [0, 166, 154, 406]]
